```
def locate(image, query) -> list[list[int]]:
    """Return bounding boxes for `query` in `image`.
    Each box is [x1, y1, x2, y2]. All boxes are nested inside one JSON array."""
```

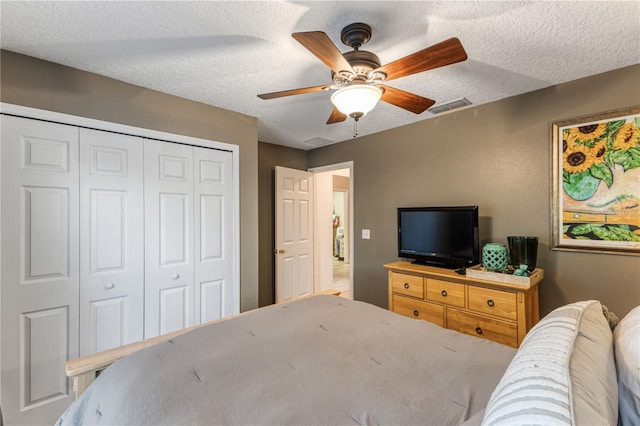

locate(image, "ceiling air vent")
[[428, 97, 472, 114], [303, 137, 334, 147]]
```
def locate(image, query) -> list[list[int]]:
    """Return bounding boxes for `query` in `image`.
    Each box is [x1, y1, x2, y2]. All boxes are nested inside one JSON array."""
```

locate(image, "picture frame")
[[551, 106, 640, 256]]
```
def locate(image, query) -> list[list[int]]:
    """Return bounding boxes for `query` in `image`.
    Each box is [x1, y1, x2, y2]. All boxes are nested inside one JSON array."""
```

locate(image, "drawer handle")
[[475, 327, 483, 335], [404, 283, 410, 289], [487, 299, 495, 307], [441, 290, 447, 297], [413, 310, 419, 317]]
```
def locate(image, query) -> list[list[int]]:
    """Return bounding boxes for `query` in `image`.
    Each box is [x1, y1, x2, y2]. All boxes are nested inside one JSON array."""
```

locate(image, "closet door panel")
[[1, 116, 79, 424], [79, 129, 144, 356], [89, 296, 126, 353], [159, 285, 190, 334], [200, 279, 223, 323], [23, 186, 70, 280], [21, 307, 69, 404], [160, 192, 189, 265], [91, 190, 126, 271], [195, 148, 236, 323], [145, 140, 195, 338]]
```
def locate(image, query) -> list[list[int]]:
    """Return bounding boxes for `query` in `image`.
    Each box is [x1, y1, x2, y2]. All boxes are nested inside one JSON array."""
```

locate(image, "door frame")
[[0, 101, 241, 316], [308, 161, 354, 299]]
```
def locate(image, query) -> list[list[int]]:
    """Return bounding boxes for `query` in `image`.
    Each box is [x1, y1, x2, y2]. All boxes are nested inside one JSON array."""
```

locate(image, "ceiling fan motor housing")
[[332, 23, 386, 85], [332, 50, 383, 85]]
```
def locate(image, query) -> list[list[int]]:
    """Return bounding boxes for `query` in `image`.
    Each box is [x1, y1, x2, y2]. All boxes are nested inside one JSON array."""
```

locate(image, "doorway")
[[309, 162, 353, 300]]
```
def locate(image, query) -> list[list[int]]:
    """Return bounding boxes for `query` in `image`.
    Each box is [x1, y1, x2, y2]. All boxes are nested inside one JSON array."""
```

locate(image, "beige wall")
[[0, 50, 260, 311], [257, 142, 308, 306], [309, 64, 640, 317]]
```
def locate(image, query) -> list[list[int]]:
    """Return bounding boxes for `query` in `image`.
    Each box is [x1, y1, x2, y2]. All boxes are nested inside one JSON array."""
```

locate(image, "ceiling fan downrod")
[[340, 22, 372, 51]]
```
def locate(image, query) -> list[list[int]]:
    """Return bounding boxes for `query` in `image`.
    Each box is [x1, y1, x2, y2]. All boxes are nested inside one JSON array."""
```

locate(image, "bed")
[[57, 295, 639, 425]]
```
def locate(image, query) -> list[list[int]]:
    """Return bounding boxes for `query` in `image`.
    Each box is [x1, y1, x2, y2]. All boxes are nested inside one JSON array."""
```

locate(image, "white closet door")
[[0, 116, 79, 424], [79, 129, 144, 355], [144, 140, 195, 338], [194, 148, 236, 323]]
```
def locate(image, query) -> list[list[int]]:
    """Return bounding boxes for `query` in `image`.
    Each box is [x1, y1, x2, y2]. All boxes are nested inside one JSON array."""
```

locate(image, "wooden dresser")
[[384, 261, 540, 347]]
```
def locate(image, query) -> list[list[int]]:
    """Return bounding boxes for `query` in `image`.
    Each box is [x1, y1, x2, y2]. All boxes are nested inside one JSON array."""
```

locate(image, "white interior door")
[[144, 140, 195, 338], [1, 115, 79, 424], [275, 166, 314, 303], [194, 147, 236, 323], [79, 129, 144, 355]]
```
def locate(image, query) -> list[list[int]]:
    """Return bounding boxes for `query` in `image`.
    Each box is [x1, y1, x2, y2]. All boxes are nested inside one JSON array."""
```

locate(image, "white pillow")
[[614, 305, 640, 426], [482, 300, 617, 426]]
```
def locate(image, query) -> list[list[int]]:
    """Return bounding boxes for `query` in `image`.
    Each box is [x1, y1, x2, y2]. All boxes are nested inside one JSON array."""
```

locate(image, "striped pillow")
[[614, 305, 640, 426], [481, 300, 617, 426]]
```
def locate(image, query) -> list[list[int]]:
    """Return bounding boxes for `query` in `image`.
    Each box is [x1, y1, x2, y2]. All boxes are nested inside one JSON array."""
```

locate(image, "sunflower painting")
[[552, 106, 640, 255]]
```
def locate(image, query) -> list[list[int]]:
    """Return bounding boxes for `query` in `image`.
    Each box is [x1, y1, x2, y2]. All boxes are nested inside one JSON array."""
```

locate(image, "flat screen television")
[[397, 206, 480, 269]]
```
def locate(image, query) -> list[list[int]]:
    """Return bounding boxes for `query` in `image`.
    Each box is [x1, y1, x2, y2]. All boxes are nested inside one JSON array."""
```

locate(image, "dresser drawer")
[[446, 308, 518, 347], [426, 279, 465, 308], [468, 286, 517, 320], [392, 295, 444, 327], [391, 272, 424, 299]]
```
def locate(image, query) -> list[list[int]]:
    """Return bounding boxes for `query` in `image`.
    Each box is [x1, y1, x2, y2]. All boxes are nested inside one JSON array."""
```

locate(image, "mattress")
[[57, 295, 515, 425]]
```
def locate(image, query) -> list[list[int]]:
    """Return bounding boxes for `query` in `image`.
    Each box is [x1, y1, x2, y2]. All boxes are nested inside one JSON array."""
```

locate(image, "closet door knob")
[[171, 273, 180, 280], [104, 282, 115, 290]]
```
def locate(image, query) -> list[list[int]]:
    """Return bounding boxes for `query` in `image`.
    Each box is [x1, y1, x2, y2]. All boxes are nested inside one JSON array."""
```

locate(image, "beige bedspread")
[[57, 295, 515, 425]]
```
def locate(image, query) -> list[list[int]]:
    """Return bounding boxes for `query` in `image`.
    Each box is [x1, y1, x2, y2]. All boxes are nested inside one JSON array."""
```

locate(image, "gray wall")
[[257, 142, 309, 306], [0, 50, 261, 311], [309, 64, 640, 317], [5, 48, 637, 317]]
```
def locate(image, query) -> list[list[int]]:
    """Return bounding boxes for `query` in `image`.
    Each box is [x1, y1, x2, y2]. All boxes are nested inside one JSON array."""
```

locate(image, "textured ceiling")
[[1, 1, 639, 150]]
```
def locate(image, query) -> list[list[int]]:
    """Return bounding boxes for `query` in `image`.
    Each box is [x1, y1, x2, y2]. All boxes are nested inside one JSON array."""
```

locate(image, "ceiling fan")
[[258, 23, 468, 126]]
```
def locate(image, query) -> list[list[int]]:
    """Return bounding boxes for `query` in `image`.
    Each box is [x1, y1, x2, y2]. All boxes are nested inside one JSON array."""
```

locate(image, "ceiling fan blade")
[[379, 85, 435, 114], [292, 31, 355, 75], [327, 108, 347, 124], [257, 85, 331, 100], [375, 37, 467, 82]]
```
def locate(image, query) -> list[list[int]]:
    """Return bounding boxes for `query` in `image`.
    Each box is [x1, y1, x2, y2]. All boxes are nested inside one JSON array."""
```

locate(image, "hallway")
[[333, 258, 351, 299]]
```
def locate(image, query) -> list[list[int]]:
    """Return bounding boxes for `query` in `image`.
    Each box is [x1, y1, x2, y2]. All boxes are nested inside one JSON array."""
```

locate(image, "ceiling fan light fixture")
[[330, 85, 382, 120]]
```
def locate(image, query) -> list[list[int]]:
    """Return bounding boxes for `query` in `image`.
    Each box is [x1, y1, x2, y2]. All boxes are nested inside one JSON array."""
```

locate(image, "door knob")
[[274, 248, 286, 254], [171, 273, 180, 280], [104, 282, 115, 290]]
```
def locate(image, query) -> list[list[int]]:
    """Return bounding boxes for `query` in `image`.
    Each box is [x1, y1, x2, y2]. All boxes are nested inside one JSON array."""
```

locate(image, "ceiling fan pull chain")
[[353, 118, 358, 138]]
